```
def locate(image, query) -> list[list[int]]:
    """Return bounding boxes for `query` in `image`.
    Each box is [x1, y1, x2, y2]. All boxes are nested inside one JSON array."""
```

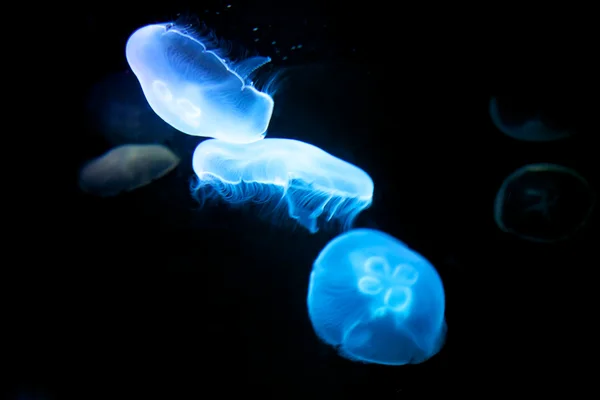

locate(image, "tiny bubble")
[[282, 56, 288, 60], [254, 38, 260, 42], [291, 46, 296, 50], [226, 4, 231, 7], [252, 27, 259, 31], [271, 41, 276, 45], [297, 44, 303, 49]]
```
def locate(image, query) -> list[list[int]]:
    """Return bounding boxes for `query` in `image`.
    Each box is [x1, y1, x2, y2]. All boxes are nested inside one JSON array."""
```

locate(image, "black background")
[[5, 1, 598, 397]]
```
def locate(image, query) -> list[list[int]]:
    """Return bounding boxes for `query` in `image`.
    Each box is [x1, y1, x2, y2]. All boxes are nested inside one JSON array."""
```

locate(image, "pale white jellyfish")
[[79, 144, 180, 197]]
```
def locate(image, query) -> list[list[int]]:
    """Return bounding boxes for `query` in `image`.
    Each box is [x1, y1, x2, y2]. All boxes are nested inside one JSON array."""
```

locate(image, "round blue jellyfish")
[[307, 228, 446, 365], [125, 22, 274, 144], [191, 138, 374, 233]]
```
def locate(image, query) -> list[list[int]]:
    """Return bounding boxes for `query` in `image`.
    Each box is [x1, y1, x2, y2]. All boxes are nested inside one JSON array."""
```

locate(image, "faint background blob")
[[86, 71, 177, 146], [489, 96, 572, 142], [10, 388, 53, 400], [79, 144, 180, 197], [494, 163, 596, 243]]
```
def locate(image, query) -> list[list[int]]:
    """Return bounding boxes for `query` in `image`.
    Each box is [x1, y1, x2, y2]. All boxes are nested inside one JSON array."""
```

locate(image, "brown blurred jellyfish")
[[489, 96, 571, 142], [79, 144, 180, 197], [494, 163, 595, 243]]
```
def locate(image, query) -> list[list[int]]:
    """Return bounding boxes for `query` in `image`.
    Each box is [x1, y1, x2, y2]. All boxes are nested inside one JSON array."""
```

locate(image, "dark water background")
[[6, 1, 598, 397]]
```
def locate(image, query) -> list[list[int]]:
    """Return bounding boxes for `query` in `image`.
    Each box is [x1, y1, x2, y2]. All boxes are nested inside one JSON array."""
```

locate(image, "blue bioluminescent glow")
[[307, 228, 446, 365], [125, 22, 274, 144], [191, 138, 374, 233]]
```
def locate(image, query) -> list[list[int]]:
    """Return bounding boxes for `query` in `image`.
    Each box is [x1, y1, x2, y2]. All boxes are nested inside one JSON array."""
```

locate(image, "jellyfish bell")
[[489, 96, 571, 142], [494, 163, 595, 242], [307, 228, 446, 365], [79, 144, 180, 197], [125, 22, 274, 144], [191, 138, 374, 233]]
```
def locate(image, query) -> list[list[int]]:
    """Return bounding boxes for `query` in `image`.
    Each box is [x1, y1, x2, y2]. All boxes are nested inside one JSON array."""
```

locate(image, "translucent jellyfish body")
[[191, 138, 374, 233], [489, 96, 571, 142], [494, 163, 595, 242], [125, 23, 274, 144], [79, 144, 180, 197], [307, 229, 446, 365]]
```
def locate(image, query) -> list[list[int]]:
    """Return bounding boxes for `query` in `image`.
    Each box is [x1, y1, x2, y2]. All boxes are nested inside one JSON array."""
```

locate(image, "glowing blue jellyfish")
[[126, 22, 274, 144], [494, 163, 595, 242], [307, 228, 446, 365], [489, 96, 571, 141], [191, 138, 374, 233]]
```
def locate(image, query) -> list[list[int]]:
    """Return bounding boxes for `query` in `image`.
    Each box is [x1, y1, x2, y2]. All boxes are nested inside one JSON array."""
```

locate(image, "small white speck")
[[252, 27, 259, 31]]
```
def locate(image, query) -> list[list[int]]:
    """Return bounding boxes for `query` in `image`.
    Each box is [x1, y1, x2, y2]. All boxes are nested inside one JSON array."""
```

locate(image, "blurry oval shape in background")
[[79, 144, 180, 197], [489, 96, 572, 142], [494, 163, 595, 243]]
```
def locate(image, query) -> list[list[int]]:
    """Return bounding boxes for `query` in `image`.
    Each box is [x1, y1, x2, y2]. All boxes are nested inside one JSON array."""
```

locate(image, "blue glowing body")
[[125, 23, 274, 144], [307, 229, 446, 365], [191, 138, 374, 233]]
